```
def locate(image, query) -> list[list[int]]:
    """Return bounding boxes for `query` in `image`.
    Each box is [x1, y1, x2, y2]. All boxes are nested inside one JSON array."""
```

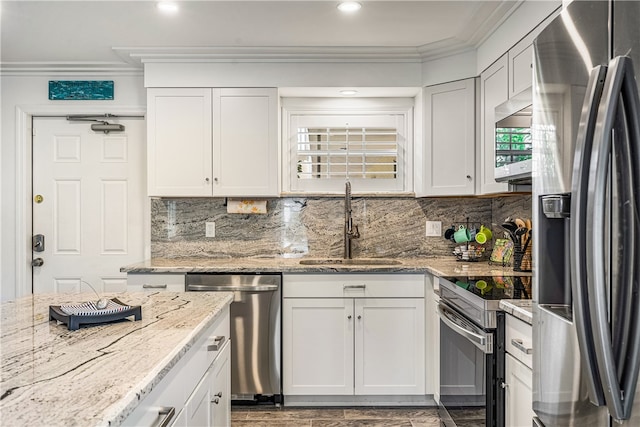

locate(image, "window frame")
[[281, 97, 414, 195]]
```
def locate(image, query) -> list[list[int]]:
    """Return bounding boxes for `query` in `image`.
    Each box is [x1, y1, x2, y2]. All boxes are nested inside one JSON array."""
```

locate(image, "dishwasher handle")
[[186, 284, 279, 292]]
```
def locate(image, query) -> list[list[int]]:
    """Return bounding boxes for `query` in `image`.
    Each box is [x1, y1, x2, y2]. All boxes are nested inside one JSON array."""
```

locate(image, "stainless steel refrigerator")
[[533, 0, 640, 426]]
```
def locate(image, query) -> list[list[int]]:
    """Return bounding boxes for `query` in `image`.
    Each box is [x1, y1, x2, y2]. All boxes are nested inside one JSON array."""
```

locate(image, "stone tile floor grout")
[[231, 406, 445, 427]]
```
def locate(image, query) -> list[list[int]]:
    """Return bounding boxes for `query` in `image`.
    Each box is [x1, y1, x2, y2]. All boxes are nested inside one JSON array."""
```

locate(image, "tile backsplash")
[[151, 195, 532, 259]]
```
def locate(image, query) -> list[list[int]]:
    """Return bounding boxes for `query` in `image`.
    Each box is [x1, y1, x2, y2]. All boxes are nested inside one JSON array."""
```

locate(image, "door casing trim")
[[15, 104, 147, 298]]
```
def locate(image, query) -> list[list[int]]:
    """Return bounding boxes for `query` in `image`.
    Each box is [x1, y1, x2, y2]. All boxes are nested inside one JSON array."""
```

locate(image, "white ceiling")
[[1, 0, 522, 69]]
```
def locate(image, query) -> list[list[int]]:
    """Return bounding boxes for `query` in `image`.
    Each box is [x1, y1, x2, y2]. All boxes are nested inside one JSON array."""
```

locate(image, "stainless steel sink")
[[298, 258, 402, 266]]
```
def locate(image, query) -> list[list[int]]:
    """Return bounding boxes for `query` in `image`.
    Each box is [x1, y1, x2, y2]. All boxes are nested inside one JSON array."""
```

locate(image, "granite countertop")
[[499, 299, 533, 325], [0, 291, 233, 427], [121, 257, 532, 277]]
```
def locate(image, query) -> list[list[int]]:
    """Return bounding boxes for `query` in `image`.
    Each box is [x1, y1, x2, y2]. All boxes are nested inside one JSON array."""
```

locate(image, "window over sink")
[[282, 98, 413, 194]]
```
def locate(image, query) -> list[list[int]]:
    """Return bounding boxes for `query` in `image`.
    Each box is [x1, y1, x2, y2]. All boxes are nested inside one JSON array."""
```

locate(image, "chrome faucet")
[[344, 181, 360, 259]]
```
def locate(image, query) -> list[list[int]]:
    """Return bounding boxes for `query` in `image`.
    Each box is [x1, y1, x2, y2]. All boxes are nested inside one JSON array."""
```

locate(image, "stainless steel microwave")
[[494, 96, 532, 183]]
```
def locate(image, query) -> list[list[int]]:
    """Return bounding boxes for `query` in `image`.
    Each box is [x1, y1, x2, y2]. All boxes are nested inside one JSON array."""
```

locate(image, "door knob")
[[32, 258, 44, 267]]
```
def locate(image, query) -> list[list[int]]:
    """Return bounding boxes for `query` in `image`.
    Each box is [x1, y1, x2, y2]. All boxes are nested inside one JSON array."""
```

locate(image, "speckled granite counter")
[[121, 257, 531, 277], [500, 299, 533, 325], [0, 291, 233, 427]]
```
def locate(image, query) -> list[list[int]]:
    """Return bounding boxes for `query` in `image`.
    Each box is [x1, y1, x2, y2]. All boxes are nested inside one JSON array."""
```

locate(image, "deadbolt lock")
[[33, 234, 45, 252]]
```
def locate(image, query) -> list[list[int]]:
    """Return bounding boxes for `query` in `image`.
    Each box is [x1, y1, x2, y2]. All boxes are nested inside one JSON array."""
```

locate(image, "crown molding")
[[0, 62, 143, 76], [113, 46, 428, 64]]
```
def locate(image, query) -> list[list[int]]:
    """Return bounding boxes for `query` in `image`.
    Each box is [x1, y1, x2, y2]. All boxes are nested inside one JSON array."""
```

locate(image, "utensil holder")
[[513, 245, 532, 272]]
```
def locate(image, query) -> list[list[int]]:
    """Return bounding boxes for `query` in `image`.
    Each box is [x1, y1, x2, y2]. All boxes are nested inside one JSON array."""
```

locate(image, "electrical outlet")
[[425, 220, 442, 237], [206, 222, 215, 238]]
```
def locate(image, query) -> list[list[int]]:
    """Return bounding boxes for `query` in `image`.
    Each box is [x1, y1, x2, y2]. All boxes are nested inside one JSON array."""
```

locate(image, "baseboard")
[[283, 395, 437, 407]]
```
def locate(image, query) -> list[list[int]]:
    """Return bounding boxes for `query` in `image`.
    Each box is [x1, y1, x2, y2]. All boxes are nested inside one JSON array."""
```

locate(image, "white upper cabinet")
[[509, 40, 534, 98], [147, 88, 213, 197], [213, 88, 278, 196], [478, 54, 510, 195], [419, 78, 476, 196], [147, 87, 278, 197]]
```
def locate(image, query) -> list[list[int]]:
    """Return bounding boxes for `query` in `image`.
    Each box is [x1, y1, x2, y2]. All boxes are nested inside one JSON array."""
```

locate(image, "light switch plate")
[[426, 220, 442, 237], [206, 222, 215, 238]]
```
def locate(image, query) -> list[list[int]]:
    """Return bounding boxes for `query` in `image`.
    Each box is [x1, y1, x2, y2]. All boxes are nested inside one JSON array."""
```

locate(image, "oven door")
[[437, 301, 502, 427]]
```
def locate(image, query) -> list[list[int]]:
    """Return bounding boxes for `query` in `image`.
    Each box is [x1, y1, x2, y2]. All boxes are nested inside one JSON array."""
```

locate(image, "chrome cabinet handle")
[[511, 338, 532, 355], [212, 398, 220, 404], [207, 336, 225, 351], [347, 315, 352, 320], [357, 315, 362, 320], [154, 407, 175, 427], [343, 284, 366, 289], [142, 284, 168, 289], [205, 177, 210, 182], [215, 392, 222, 398]]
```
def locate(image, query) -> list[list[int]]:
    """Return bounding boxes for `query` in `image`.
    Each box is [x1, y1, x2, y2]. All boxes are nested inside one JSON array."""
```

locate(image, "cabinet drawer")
[[127, 273, 185, 292], [122, 305, 229, 427], [505, 314, 533, 369], [283, 274, 424, 298]]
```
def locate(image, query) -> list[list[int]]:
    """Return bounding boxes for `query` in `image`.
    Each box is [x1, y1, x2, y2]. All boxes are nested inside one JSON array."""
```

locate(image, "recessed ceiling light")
[[157, 2, 179, 14], [340, 89, 358, 96], [337, 2, 362, 13]]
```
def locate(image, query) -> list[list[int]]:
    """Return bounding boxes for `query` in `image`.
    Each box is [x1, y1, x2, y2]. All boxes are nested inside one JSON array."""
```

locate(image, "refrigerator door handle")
[[614, 55, 640, 421], [587, 55, 640, 421], [569, 64, 607, 406]]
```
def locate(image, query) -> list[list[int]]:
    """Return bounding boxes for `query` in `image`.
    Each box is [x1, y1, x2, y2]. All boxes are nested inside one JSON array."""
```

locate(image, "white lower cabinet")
[[425, 274, 440, 400], [283, 298, 354, 395], [210, 339, 231, 427], [283, 274, 425, 398], [504, 314, 534, 427], [122, 306, 230, 427], [354, 298, 425, 395], [505, 353, 534, 427]]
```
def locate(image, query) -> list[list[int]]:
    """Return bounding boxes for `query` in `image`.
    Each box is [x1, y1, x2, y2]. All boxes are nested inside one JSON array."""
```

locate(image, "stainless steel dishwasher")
[[186, 273, 282, 403]]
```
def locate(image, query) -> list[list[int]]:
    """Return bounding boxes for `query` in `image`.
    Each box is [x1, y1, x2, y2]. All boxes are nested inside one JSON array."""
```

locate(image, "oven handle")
[[437, 303, 491, 354]]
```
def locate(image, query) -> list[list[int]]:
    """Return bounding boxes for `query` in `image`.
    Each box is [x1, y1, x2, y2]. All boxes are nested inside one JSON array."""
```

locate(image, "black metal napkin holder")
[[49, 298, 142, 331]]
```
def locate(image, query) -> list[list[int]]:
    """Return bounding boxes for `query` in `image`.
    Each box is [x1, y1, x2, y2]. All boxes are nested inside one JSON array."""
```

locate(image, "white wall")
[[476, 0, 561, 74], [421, 50, 477, 87], [144, 61, 423, 88], [0, 73, 145, 301]]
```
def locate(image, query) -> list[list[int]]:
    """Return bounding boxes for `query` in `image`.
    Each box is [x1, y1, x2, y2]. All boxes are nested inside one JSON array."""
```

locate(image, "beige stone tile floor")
[[231, 406, 443, 427]]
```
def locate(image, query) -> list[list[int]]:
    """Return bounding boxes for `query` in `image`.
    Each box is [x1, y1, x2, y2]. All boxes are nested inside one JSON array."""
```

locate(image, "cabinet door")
[[211, 341, 231, 427], [147, 88, 213, 197], [213, 88, 278, 197], [283, 298, 354, 395], [354, 298, 425, 395], [478, 55, 509, 194], [505, 353, 534, 427], [425, 274, 440, 400], [509, 42, 534, 98], [421, 79, 476, 196], [184, 369, 212, 427]]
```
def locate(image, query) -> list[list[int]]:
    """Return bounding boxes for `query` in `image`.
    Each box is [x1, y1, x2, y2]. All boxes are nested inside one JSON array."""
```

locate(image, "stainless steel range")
[[437, 275, 531, 427]]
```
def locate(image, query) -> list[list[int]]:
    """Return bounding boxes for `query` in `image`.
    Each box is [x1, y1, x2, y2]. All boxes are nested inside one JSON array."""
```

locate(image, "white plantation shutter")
[[287, 113, 409, 193]]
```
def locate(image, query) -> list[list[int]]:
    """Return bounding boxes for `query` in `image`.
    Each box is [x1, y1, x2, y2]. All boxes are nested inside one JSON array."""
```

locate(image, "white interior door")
[[32, 117, 146, 294]]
